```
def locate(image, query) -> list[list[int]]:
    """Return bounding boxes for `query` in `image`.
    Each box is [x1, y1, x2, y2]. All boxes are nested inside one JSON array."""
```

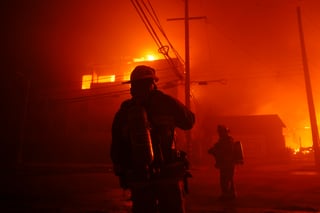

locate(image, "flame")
[[98, 75, 115, 83], [81, 74, 115, 89], [293, 147, 313, 155], [81, 55, 161, 89], [82, 75, 92, 90], [146, 54, 156, 61], [133, 54, 159, 62]]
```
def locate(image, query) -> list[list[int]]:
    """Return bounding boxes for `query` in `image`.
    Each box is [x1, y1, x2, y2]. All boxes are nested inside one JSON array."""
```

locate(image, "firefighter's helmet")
[[217, 125, 229, 134], [124, 65, 159, 84]]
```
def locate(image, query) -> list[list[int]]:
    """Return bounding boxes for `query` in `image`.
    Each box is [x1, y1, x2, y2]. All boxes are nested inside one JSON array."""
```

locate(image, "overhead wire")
[[131, 0, 164, 50], [145, 0, 185, 64], [131, 0, 184, 80]]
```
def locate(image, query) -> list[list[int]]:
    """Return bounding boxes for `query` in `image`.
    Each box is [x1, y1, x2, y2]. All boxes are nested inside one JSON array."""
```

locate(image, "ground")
[[1, 158, 320, 213]]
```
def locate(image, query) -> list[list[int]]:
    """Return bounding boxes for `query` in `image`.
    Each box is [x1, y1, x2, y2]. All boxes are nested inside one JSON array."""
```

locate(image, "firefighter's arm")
[[171, 97, 195, 130]]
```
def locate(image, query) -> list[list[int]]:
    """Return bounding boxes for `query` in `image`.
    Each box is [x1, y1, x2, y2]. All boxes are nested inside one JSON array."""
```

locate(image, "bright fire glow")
[[123, 73, 131, 82], [293, 147, 313, 155], [133, 57, 146, 62], [98, 75, 115, 83], [81, 56, 162, 89], [133, 54, 158, 62], [81, 74, 115, 89], [82, 75, 92, 90], [147, 55, 156, 61]]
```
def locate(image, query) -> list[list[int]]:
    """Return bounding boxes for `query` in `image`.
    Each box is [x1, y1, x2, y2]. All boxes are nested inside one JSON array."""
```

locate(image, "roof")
[[210, 114, 286, 133]]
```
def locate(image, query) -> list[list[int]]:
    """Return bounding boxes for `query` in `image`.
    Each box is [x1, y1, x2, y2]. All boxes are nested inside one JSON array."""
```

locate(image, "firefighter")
[[111, 65, 195, 213], [208, 125, 239, 200]]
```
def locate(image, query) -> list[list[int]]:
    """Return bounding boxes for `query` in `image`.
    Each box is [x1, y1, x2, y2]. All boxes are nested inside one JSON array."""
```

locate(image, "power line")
[[130, 0, 184, 80]]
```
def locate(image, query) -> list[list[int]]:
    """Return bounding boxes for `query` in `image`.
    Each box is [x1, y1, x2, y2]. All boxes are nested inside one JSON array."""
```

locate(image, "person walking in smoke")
[[111, 65, 195, 213], [208, 125, 244, 200]]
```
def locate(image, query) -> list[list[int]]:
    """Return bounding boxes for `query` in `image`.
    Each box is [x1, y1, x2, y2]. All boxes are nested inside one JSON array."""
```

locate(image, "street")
[[1, 159, 320, 212]]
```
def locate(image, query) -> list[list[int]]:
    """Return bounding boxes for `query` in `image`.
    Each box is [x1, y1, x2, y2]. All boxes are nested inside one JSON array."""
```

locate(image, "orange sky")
[[4, 0, 320, 148]]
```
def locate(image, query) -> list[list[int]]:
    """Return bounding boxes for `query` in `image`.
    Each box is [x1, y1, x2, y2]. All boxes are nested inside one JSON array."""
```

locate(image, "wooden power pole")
[[167, 0, 206, 161], [297, 6, 320, 166]]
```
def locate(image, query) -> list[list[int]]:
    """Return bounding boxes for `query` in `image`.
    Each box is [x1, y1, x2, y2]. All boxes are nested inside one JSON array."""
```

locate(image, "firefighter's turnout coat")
[[111, 89, 195, 187]]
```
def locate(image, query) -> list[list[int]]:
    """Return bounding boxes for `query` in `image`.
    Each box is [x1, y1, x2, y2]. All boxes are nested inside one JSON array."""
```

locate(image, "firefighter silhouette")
[[208, 125, 244, 200], [111, 65, 195, 213]]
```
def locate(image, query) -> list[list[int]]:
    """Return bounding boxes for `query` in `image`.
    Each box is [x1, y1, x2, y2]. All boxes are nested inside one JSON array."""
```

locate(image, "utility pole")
[[297, 6, 320, 166], [167, 1, 206, 160], [184, 0, 192, 157]]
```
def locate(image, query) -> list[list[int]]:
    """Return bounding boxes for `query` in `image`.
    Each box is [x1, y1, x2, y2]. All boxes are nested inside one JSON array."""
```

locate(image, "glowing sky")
[[4, 0, 320, 148]]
